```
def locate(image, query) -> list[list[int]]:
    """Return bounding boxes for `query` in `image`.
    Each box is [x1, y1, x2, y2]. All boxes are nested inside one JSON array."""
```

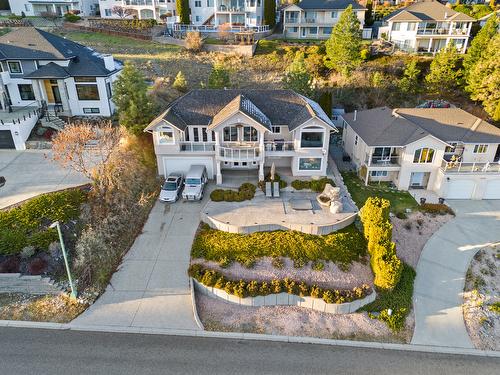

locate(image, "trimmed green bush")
[[189, 264, 371, 303], [291, 177, 335, 192], [64, 13, 81, 22], [210, 183, 256, 202], [192, 223, 367, 268], [420, 203, 455, 216]]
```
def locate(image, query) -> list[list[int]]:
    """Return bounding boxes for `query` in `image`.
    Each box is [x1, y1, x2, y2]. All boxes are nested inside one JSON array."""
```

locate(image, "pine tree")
[[176, 0, 190, 24], [398, 59, 421, 94], [324, 5, 362, 76], [173, 71, 188, 92], [425, 45, 463, 95], [263, 0, 276, 28], [112, 62, 156, 135], [365, 0, 374, 27], [467, 34, 500, 121], [282, 52, 313, 97], [464, 15, 498, 87], [208, 63, 230, 89]]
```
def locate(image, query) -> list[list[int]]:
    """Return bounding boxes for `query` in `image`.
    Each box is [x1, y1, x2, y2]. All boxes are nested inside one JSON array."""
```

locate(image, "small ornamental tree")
[[208, 63, 230, 89], [324, 5, 362, 76], [112, 62, 156, 135], [425, 45, 464, 95], [111, 5, 136, 19], [177, 0, 190, 24], [185, 31, 203, 52], [282, 52, 314, 97], [173, 71, 188, 92], [264, 0, 276, 28], [398, 59, 421, 94]]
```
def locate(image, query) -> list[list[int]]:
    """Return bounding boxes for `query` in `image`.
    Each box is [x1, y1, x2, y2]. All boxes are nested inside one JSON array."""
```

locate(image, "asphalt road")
[[0, 328, 498, 375]]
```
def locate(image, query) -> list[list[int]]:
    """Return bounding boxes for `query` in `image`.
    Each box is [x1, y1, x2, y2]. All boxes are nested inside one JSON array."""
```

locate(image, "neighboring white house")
[[99, 0, 177, 20], [0, 27, 122, 150], [379, 0, 474, 53], [9, 0, 100, 17], [283, 0, 366, 40], [341, 107, 500, 200], [145, 89, 337, 184]]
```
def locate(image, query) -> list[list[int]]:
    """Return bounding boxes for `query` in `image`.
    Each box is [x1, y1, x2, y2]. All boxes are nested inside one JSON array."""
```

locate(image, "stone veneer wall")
[[193, 279, 376, 314]]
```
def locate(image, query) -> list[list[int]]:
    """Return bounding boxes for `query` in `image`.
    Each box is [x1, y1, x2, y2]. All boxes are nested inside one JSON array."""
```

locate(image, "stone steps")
[[0, 273, 65, 295]]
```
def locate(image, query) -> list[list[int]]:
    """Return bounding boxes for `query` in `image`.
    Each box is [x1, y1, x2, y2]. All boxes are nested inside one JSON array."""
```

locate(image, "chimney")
[[354, 110, 357, 121], [102, 54, 115, 71]]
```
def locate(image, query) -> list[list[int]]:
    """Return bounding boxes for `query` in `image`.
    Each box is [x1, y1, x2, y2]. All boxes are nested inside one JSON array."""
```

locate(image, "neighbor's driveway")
[[0, 150, 88, 209], [72, 197, 209, 331], [411, 200, 500, 348]]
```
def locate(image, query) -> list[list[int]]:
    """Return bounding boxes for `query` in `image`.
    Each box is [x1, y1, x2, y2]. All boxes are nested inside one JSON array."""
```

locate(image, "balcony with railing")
[[440, 159, 500, 174], [364, 153, 401, 168], [124, 0, 154, 6], [218, 145, 261, 161], [264, 141, 295, 156], [179, 142, 215, 152]]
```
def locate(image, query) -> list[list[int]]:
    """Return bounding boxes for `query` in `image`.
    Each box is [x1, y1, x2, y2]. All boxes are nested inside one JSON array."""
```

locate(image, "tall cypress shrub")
[[177, 0, 190, 24], [264, 0, 276, 28]]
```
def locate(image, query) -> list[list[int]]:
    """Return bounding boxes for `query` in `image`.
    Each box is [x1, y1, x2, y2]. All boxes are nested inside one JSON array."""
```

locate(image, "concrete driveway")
[[411, 200, 500, 348], [72, 196, 209, 331], [0, 150, 88, 209]]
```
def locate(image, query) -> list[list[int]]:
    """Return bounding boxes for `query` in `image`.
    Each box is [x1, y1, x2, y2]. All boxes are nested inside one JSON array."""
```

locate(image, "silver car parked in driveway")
[[159, 173, 184, 202]]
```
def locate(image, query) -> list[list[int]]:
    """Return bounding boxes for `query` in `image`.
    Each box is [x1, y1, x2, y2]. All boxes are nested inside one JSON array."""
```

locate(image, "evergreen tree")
[[113, 62, 156, 135], [263, 0, 276, 28], [365, 0, 374, 27], [173, 71, 188, 92], [464, 15, 498, 86], [176, 0, 190, 24], [208, 63, 230, 89], [324, 5, 362, 76], [425, 45, 463, 95], [318, 91, 332, 118], [398, 59, 421, 94], [467, 34, 500, 121], [282, 52, 314, 97]]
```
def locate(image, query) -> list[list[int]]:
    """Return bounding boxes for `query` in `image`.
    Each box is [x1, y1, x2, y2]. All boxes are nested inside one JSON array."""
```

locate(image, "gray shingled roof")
[[24, 62, 70, 79], [0, 28, 121, 77], [386, 0, 474, 22], [147, 89, 336, 132], [295, 0, 365, 10], [343, 107, 500, 146]]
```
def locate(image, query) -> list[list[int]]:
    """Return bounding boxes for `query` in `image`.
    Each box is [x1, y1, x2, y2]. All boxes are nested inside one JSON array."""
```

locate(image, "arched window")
[[413, 148, 435, 163]]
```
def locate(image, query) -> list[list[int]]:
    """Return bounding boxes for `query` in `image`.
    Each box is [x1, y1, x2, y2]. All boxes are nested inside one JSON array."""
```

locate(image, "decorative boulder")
[[316, 184, 341, 207]]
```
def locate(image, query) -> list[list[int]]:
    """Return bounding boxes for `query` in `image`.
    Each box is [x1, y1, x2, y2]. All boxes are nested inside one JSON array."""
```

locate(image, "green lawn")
[[341, 172, 419, 214]]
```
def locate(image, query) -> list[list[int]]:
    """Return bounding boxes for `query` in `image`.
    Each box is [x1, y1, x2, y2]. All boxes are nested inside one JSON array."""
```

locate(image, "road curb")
[[1, 319, 498, 358]]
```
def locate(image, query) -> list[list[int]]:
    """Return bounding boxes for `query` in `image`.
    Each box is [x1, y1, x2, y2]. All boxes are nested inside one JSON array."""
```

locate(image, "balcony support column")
[[258, 161, 264, 182], [216, 161, 222, 185]]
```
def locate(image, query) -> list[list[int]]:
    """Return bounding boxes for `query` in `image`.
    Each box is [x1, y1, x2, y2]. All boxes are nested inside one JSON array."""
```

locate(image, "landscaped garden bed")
[[291, 177, 335, 192], [210, 183, 256, 202]]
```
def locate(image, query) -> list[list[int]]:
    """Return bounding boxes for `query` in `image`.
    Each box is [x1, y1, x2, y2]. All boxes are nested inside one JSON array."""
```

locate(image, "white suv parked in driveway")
[[159, 173, 184, 202], [182, 165, 208, 201]]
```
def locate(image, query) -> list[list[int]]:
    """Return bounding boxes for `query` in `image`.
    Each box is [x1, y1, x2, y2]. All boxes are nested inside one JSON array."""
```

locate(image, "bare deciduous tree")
[[111, 6, 136, 19]]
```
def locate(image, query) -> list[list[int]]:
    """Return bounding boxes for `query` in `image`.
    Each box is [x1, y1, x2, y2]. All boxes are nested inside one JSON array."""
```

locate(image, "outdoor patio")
[[201, 190, 358, 235]]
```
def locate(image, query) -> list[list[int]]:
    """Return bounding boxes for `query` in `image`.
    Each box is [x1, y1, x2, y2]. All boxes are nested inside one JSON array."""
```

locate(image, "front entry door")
[[301, 28, 306, 38], [51, 85, 62, 104]]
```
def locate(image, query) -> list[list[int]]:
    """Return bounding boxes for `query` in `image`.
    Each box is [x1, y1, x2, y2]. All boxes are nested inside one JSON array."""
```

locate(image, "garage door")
[[163, 157, 214, 179], [0, 130, 15, 149], [484, 180, 500, 199], [446, 180, 475, 199]]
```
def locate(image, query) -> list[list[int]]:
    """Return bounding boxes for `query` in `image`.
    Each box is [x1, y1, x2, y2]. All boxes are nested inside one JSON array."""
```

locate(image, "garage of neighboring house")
[[446, 180, 476, 199], [0, 130, 15, 149], [484, 180, 500, 199], [162, 156, 215, 179]]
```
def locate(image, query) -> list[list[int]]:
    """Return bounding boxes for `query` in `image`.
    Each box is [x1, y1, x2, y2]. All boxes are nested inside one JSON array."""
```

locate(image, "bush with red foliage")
[[0, 257, 20, 273], [27, 257, 48, 275]]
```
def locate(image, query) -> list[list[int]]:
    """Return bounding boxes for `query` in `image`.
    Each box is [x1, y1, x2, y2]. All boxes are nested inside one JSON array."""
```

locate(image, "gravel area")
[[392, 211, 453, 268], [463, 247, 500, 351], [195, 292, 411, 342], [191, 257, 373, 290]]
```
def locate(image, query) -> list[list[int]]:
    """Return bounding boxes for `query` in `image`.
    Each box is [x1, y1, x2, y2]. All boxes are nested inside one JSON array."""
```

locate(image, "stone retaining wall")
[[193, 279, 376, 314], [203, 43, 256, 57]]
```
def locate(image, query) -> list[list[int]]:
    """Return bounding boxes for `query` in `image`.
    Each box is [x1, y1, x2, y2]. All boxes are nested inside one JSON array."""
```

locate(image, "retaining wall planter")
[[193, 278, 376, 314]]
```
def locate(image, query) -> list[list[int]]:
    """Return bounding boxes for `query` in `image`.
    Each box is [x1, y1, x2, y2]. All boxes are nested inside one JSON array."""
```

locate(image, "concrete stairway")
[[40, 111, 66, 131], [0, 273, 64, 295]]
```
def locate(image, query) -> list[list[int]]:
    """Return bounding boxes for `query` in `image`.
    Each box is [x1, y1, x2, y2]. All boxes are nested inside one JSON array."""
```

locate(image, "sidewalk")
[[411, 200, 500, 348], [72, 200, 205, 331]]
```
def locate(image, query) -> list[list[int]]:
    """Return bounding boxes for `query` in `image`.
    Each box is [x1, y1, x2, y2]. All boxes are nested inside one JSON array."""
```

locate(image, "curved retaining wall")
[[193, 279, 376, 314], [201, 211, 358, 235]]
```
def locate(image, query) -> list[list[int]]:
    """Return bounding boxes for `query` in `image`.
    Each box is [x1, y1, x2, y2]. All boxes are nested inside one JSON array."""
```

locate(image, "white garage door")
[[163, 157, 214, 179], [446, 180, 475, 199], [484, 180, 500, 199]]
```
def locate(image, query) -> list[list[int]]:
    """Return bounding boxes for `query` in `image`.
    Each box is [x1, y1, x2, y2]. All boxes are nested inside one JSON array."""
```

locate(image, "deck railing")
[[364, 155, 401, 166], [264, 141, 295, 152], [441, 159, 500, 174], [179, 142, 215, 152], [218, 146, 261, 160]]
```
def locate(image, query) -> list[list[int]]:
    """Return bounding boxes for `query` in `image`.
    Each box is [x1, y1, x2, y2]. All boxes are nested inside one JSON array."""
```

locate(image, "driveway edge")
[[1, 319, 498, 358]]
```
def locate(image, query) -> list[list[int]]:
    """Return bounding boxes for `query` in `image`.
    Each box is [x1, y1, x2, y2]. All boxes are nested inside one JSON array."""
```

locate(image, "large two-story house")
[[9, 0, 99, 17], [99, 0, 177, 19], [146, 89, 337, 184], [283, 0, 366, 40], [381, 0, 474, 53], [0, 28, 122, 149], [341, 107, 500, 200]]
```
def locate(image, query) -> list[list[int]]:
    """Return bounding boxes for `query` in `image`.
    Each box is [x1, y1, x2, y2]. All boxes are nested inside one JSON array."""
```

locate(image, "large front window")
[[18, 84, 35, 100], [243, 126, 258, 142], [158, 126, 174, 144], [300, 131, 324, 148], [413, 148, 435, 163], [223, 126, 238, 142], [299, 158, 322, 171], [7, 61, 22, 74], [473, 144, 488, 154], [75, 77, 99, 101]]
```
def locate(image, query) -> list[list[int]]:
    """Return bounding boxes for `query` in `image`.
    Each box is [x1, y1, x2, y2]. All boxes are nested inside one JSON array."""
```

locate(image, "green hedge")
[[189, 264, 371, 303], [192, 223, 367, 268], [0, 189, 86, 255], [291, 177, 335, 192], [210, 183, 256, 202]]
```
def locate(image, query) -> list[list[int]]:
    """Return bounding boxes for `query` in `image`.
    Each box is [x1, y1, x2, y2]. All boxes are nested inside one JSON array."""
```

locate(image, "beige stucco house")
[[145, 89, 337, 185], [341, 107, 500, 200]]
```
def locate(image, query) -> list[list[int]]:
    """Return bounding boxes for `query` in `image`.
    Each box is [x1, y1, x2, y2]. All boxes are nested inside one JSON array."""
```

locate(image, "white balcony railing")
[[364, 155, 401, 167], [264, 141, 295, 152], [124, 0, 154, 6], [179, 142, 215, 152], [441, 159, 500, 174], [218, 146, 261, 160]]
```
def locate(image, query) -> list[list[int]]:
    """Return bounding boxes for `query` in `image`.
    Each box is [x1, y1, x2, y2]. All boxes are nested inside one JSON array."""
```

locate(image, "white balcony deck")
[[440, 159, 500, 174]]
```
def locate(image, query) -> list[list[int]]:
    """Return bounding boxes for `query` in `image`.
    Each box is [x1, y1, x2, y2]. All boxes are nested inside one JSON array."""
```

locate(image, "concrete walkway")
[[411, 200, 500, 348], [72, 199, 207, 331]]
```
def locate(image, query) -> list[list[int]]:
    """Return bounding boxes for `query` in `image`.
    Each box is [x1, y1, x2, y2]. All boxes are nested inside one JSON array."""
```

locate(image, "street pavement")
[[412, 200, 500, 348], [0, 327, 498, 375], [0, 150, 88, 209], [72, 198, 208, 331]]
